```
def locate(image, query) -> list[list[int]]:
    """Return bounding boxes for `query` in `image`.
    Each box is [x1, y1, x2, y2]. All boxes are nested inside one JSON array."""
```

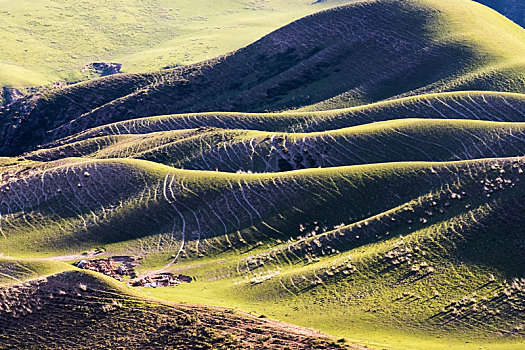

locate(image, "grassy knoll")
[[0, 1, 524, 348], [44, 91, 525, 145], [0, 269, 355, 349], [0, 258, 72, 285], [1, 156, 523, 349], [6, 90, 525, 157], [474, 0, 524, 27], [138, 194, 525, 349], [0, 157, 520, 256]]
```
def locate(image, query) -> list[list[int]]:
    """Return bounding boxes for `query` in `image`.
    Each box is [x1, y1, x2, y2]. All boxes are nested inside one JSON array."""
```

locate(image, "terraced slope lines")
[[0, 0, 524, 349], [3, 0, 525, 155]]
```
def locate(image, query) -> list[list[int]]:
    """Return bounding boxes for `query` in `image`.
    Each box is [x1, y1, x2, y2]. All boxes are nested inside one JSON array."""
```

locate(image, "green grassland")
[[1, 267, 355, 349], [3, 0, 525, 156], [0, 0, 522, 90], [24, 118, 525, 172], [0, 0, 524, 349], [0, 156, 523, 349], [475, 0, 524, 27], [140, 196, 525, 350], [0, 258, 72, 285], [32, 90, 525, 145], [0, 0, 349, 88]]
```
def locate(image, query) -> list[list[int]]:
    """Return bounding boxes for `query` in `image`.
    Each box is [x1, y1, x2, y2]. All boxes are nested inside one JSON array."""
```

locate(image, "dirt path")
[[1, 252, 105, 262], [0, 271, 23, 283], [136, 261, 173, 279]]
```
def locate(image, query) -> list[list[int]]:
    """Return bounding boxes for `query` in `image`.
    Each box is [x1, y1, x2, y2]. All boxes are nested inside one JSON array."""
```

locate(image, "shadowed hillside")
[[25, 119, 525, 172], [0, 156, 522, 268], [2, 0, 525, 155], [0, 155, 523, 348], [29, 91, 525, 147], [0, 267, 357, 349]]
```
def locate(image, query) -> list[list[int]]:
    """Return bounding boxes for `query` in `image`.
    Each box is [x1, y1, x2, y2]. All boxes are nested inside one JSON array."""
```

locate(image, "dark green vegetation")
[[0, 0, 524, 349]]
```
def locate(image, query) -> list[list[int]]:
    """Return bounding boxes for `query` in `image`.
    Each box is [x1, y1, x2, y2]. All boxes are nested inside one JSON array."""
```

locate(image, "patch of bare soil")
[[74, 256, 138, 280]]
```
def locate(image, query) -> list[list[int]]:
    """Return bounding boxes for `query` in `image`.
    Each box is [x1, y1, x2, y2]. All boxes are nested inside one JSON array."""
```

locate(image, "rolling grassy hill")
[[0, 156, 523, 349], [0, 0, 524, 349], [0, 258, 71, 286], [19, 90, 525, 153], [24, 119, 525, 172], [0, 0, 351, 89], [0, 265, 355, 350], [475, 0, 525, 27], [2, 0, 525, 156]]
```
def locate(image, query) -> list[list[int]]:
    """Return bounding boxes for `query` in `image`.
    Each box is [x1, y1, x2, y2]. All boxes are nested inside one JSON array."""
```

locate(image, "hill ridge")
[[2, 0, 525, 155]]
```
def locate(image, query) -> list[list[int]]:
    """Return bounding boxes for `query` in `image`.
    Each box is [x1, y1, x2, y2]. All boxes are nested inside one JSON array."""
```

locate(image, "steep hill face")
[[475, 0, 525, 27], [2, 0, 525, 155]]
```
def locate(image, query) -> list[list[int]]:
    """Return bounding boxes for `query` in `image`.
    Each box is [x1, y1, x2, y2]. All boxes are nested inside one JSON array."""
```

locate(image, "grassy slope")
[[0, 62, 52, 88], [0, 0, 348, 88], [0, 156, 523, 350], [25, 119, 525, 172], [43, 91, 525, 146], [300, 0, 525, 110], [0, 1, 524, 349], [0, 258, 71, 285], [142, 196, 524, 350], [0, 268, 355, 350], [474, 0, 524, 27], [0, 156, 520, 254], [3, 0, 525, 156]]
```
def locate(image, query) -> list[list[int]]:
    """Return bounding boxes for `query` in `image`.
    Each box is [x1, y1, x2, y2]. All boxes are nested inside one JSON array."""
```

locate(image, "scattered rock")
[[132, 273, 193, 287], [82, 62, 122, 77], [74, 257, 137, 280]]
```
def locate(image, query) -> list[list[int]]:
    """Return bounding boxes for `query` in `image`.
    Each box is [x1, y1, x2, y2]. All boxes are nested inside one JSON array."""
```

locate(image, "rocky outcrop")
[[82, 62, 122, 77]]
